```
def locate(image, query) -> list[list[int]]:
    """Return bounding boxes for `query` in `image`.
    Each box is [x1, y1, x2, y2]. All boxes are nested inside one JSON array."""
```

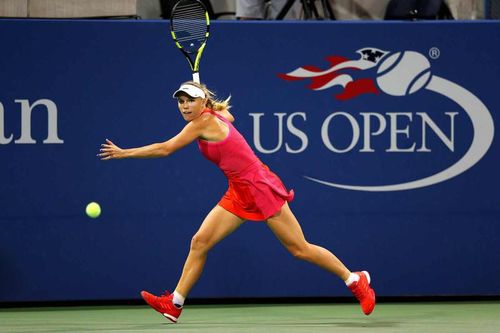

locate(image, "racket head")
[[170, 0, 210, 75]]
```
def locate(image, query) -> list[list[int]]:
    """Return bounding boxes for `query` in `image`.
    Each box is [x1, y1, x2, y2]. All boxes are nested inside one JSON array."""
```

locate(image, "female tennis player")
[[99, 81, 375, 322]]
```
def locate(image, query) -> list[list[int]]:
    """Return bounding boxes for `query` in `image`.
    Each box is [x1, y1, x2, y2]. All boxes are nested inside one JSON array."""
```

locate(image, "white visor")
[[172, 84, 206, 99]]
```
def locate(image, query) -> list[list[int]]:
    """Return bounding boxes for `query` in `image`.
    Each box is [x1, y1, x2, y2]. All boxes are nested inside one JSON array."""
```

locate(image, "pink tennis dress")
[[197, 109, 294, 221]]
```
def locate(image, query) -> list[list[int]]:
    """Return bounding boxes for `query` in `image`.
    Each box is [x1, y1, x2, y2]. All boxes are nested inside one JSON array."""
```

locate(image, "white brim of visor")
[[172, 84, 206, 99]]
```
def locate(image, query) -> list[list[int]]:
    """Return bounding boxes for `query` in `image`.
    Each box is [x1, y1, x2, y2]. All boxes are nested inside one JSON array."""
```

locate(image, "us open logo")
[[258, 47, 494, 192]]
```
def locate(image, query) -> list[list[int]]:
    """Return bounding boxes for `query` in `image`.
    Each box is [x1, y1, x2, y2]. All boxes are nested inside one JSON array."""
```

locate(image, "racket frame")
[[170, 0, 210, 83]]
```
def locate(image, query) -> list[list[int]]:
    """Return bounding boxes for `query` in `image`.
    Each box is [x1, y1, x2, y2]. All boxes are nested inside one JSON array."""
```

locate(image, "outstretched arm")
[[99, 121, 204, 160]]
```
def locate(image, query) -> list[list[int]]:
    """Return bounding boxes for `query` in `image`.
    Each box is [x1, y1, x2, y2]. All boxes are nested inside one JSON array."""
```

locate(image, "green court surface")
[[1, 302, 499, 333]]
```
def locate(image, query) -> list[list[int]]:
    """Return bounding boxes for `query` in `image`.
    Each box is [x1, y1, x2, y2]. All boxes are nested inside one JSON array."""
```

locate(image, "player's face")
[[177, 94, 206, 121]]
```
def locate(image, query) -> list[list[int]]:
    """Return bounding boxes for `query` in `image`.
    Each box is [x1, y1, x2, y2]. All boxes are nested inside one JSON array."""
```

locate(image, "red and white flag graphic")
[[279, 48, 389, 100]]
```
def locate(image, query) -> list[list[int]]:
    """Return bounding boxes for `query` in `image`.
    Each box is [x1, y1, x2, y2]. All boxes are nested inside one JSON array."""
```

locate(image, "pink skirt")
[[218, 163, 294, 221]]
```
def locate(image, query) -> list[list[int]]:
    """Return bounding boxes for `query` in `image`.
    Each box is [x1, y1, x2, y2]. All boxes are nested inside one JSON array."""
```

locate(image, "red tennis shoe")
[[140, 290, 182, 323], [348, 271, 376, 315]]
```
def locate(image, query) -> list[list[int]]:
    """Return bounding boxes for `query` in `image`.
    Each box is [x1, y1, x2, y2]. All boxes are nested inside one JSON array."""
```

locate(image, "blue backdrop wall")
[[0, 19, 498, 302]]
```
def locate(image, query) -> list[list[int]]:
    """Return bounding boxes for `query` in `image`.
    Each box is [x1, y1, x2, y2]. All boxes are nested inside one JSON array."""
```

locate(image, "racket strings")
[[173, 3, 204, 15], [172, 3, 207, 47]]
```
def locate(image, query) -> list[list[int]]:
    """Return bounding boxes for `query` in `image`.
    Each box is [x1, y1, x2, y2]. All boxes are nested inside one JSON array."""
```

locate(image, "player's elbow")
[[157, 143, 172, 157], [224, 111, 235, 123]]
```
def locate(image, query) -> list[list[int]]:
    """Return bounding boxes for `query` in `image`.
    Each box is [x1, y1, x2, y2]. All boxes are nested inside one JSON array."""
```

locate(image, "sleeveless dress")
[[197, 109, 294, 221]]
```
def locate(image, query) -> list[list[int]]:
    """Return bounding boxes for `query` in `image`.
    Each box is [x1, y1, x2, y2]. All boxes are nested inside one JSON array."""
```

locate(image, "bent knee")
[[287, 242, 312, 261], [190, 234, 211, 253]]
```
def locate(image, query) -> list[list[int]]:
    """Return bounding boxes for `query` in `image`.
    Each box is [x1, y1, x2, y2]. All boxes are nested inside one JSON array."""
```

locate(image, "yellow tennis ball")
[[86, 202, 101, 219]]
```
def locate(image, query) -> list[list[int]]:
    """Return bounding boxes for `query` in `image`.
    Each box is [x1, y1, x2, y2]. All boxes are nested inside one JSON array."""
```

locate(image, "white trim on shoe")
[[163, 313, 178, 323], [362, 271, 371, 284]]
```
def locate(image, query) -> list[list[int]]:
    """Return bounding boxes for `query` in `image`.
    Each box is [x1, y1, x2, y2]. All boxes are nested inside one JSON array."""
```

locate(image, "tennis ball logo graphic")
[[376, 51, 432, 96]]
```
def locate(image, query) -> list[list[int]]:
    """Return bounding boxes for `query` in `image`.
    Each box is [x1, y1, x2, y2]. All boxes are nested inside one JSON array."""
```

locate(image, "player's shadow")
[[172, 320, 400, 329], [329, 320, 400, 328]]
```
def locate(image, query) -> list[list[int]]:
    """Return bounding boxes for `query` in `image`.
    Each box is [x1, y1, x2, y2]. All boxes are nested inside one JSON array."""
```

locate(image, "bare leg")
[[266, 202, 350, 281], [175, 205, 245, 297]]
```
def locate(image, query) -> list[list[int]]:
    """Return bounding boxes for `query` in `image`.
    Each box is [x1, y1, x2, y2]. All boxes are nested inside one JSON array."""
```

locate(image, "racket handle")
[[192, 72, 200, 83]]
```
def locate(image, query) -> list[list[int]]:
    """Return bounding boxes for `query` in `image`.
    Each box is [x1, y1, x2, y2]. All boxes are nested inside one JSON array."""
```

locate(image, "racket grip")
[[192, 72, 200, 83]]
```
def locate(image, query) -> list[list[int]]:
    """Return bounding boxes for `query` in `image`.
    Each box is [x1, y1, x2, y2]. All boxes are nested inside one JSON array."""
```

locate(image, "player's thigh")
[[192, 205, 245, 249], [266, 202, 308, 249]]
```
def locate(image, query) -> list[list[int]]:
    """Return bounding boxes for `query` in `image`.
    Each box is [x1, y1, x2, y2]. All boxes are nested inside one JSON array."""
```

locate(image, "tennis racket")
[[170, 0, 210, 83]]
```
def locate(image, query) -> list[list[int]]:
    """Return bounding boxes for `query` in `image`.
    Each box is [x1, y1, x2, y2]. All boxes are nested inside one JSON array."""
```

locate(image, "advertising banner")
[[0, 20, 498, 301]]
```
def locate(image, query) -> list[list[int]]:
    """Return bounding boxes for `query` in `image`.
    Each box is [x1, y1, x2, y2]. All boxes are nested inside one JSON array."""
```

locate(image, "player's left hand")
[[99, 139, 124, 160]]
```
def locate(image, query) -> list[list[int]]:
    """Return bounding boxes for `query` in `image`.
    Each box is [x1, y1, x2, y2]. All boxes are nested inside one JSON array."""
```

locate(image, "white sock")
[[172, 291, 185, 308], [344, 273, 360, 286]]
